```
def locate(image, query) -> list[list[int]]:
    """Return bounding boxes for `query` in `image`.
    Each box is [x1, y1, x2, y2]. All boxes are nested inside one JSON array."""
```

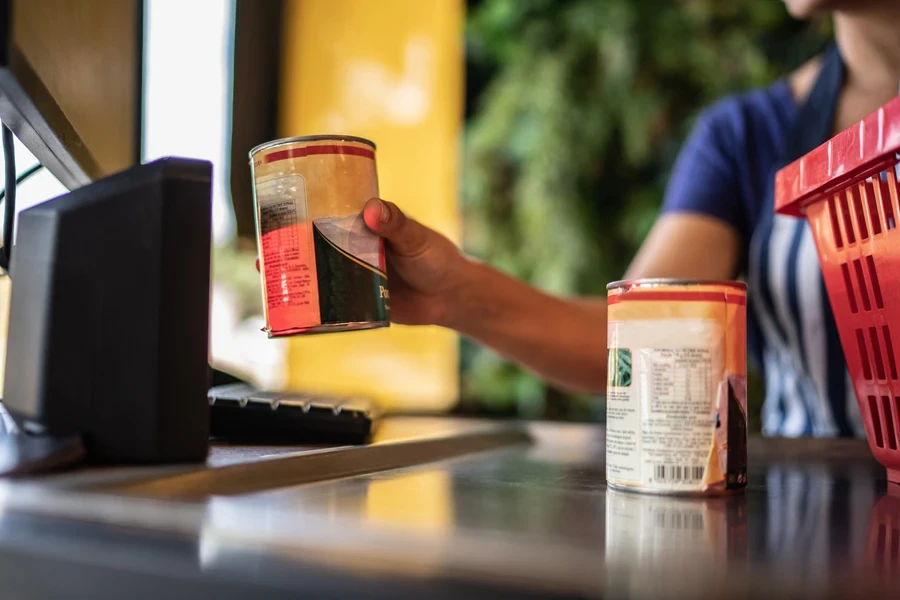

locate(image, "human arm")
[[364, 201, 740, 394]]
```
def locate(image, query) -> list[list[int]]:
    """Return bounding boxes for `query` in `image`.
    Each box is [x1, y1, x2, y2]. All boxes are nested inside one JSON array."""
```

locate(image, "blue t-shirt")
[[660, 79, 865, 438]]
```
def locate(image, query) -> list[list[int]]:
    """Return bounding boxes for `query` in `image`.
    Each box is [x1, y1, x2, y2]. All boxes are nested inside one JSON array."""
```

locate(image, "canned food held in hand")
[[250, 135, 390, 337]]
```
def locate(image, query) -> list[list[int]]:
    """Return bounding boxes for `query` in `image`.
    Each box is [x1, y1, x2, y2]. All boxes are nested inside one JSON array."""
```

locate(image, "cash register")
[[0, 0, 374, 475]]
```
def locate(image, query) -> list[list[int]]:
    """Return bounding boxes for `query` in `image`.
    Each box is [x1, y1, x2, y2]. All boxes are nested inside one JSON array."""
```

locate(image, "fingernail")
[[379, 200, 390, 223]]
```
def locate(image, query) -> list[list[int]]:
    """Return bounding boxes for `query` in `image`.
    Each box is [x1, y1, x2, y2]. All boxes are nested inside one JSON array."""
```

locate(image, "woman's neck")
[[835, 5, 900, 95]]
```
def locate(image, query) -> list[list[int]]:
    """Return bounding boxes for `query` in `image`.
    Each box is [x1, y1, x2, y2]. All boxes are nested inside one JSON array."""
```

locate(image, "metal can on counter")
[[605, 279, 747, 495], [250, 135, 389, 337]]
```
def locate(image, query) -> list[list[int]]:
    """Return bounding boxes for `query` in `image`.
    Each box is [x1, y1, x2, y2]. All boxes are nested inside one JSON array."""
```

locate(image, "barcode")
[[654, 465, 705, 482]]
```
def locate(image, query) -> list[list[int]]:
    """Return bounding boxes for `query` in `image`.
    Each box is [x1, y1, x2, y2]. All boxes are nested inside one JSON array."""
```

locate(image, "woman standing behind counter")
[[360, 0, 900, 438]]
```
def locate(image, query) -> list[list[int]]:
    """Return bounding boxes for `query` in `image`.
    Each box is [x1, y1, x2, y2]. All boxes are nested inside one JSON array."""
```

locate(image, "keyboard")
[[208, 383, 378, 444]]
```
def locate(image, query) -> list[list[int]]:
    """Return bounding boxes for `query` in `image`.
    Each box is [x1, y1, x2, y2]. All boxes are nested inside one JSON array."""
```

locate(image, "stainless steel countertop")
[[0, 417, 896, 599]]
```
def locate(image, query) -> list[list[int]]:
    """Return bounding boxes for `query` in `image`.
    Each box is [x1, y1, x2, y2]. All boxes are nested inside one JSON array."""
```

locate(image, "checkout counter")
[[0, 5, 894, 598], [0, 416, 895, 599]]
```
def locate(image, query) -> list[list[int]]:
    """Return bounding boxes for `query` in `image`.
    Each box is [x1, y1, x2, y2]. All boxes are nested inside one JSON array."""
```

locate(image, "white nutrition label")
[[606, 319, 723, 490]]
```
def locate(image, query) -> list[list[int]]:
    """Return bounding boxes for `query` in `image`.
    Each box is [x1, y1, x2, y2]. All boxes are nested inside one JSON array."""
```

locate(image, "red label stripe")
[[607, 291, 746, 306], [263, 144, 375, 164]]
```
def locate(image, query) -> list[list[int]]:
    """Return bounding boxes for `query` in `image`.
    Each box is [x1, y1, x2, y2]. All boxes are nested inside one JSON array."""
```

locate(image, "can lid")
[[606, 278, 747, 292], [249, 135, 376, 158]]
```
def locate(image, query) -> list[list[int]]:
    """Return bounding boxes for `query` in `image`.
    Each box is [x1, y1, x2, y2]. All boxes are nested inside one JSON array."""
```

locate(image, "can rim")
[[606, 278, 747, 292], [250, 135, 376, 157]]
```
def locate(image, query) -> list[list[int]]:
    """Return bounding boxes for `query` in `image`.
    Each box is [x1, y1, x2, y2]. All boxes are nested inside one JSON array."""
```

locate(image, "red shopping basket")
[[775, 96, 900, 483]]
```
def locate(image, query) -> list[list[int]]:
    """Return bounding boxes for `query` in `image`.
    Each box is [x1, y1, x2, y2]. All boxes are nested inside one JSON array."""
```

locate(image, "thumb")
[[363, 198, 429, 256]]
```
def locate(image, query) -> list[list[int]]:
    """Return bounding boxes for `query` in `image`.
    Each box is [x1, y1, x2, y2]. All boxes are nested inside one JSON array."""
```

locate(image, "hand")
[[362, 198, 469, 326]]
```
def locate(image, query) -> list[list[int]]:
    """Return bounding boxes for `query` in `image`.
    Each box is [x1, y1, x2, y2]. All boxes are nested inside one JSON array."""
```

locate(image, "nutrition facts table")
[[649, 348, 713, 416], [261, 198, 299, 238]]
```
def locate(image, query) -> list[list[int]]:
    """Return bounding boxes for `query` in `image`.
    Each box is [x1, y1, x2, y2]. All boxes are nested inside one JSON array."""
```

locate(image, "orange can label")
[[250, 136, 389, 336], [606, 280, 747, 494]]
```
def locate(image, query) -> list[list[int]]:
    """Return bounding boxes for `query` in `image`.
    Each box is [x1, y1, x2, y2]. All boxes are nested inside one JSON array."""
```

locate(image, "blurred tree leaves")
[[459, 0, 830, 418]]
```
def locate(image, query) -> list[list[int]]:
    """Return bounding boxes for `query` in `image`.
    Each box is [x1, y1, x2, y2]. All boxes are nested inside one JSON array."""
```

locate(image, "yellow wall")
[[278, 0, 463, 410]]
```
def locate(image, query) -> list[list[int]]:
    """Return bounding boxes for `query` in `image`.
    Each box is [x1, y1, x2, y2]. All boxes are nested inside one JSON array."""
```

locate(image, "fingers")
[[363, 198, 430, 257], [256, 199, 428, 272], [363, 197, 391, 231]]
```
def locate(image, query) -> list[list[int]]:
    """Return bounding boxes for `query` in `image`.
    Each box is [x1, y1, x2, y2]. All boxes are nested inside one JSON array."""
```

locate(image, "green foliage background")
[[458, 0, 831, 420]]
